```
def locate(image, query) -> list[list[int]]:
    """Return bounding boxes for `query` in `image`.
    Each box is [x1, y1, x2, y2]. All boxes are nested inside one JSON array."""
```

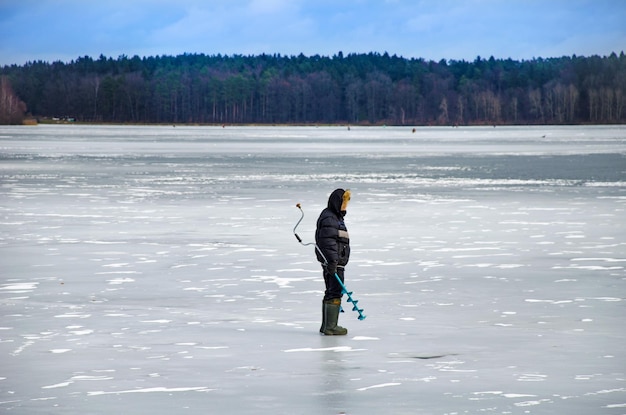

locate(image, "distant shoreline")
[[21, 118, 625, 128]]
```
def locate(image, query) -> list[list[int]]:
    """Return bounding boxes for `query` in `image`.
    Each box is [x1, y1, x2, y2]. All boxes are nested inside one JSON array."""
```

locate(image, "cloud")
[[248, 0, 297, 14], [0, 0, 624, 65], [142, 1, 315, 56]]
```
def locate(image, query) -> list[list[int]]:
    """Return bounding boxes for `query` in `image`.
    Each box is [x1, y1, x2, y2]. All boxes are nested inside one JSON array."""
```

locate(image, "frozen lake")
[[1, 124, 625, 414]]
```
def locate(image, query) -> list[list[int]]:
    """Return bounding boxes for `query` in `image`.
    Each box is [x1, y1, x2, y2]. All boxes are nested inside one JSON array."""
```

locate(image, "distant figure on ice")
[[315, 188, 351, 335]]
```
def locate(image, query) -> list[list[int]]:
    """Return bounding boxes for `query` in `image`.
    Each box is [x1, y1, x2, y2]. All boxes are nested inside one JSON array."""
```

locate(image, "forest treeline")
[[1, 51, 625, 125]]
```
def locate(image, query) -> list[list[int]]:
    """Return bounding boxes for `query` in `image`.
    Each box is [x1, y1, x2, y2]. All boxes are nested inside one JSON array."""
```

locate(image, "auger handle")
[[293, 203, 306, 244], [294, 203, 325, 260]]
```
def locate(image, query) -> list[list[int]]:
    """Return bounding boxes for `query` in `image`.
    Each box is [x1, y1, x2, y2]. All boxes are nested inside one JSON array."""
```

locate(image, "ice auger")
[[293, 203, 366, 321]]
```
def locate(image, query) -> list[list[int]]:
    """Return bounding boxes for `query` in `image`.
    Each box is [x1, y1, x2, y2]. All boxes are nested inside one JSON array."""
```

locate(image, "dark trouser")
[[323, 265, 344, 301]]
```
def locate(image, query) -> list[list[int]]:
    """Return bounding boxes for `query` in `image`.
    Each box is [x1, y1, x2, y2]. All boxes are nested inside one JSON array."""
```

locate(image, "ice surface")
[[1, 125, 625, 414]]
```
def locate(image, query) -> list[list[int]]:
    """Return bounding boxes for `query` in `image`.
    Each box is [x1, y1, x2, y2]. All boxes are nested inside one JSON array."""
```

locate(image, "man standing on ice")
[[316, 188, 351, 335]]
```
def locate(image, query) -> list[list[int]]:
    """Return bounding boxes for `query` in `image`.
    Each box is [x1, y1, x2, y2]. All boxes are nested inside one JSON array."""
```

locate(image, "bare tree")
[[0, 76, 27, 124]]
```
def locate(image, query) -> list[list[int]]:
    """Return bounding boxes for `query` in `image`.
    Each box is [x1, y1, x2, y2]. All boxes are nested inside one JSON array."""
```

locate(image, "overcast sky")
[[1, 0, 624, 66]]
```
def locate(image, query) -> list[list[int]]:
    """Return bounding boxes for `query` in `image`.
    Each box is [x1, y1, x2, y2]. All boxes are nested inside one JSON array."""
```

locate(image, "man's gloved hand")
[[326, 262, 338, 276]]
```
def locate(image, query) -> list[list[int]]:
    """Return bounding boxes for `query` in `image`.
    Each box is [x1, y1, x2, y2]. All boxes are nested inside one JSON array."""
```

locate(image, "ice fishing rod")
[[293, 203, 366, 321]]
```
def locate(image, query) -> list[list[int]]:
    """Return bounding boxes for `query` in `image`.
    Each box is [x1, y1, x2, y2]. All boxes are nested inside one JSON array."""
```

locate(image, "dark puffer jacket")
[[315, 189, 350, 267]]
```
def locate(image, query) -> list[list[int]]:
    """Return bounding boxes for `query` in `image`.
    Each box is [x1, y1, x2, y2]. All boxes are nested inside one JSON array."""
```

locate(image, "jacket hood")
[[327, 188, 345, 215]]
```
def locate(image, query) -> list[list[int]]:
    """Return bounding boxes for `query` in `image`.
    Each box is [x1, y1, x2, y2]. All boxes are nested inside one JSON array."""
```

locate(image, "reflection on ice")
[[284, 346, 365, 353]]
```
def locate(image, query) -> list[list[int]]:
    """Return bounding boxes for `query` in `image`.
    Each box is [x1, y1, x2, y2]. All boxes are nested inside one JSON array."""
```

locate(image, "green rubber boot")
[[319, 300, 326, 333], [322, 298, 348, 336]]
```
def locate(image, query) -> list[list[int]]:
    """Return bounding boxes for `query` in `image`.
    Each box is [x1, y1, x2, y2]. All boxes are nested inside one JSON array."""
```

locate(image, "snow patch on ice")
[[515, 399, 552, 407], [42, 382, 72, 389], [107, 278, 135, 285], [69, 329, 93, 335], [517, 373, 547, 382], [54, 313, 91, 319], [572, 257, 626, 262], [87, 386, 214, 396], [473, 391, 537, 398], [0, 282, 38, 292], [357, 383, 401, 391]]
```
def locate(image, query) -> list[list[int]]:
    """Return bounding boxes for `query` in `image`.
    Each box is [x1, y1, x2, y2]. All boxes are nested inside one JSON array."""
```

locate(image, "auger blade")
[[335, 274, 366, 320]]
